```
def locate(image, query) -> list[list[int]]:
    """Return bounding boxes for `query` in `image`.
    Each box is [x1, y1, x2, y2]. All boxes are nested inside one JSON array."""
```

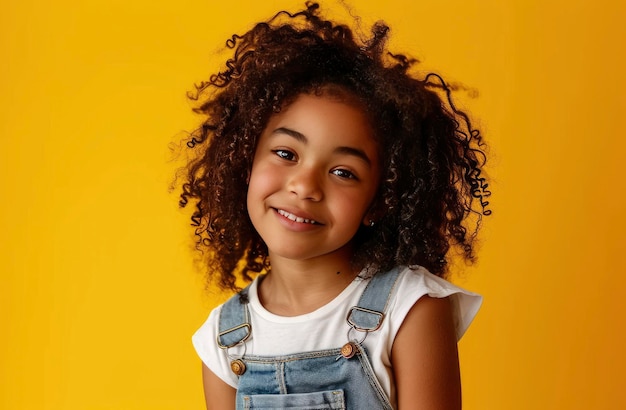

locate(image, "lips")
[[276, 208, 320, 225]]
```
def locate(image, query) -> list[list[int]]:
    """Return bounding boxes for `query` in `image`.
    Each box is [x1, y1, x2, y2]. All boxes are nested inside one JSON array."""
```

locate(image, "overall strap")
[[347, 267, 402, 332], [217, 286, 252, 349]]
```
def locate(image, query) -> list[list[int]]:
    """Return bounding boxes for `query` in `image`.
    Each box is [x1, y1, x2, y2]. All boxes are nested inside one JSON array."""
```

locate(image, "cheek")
[[334, 193, 371, 224], [247, 165, 277, 204], [351, 188, 379, 226]]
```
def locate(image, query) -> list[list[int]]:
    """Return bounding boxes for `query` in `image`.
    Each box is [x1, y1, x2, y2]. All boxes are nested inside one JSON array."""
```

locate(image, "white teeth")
[[277, 209, 318, 224]]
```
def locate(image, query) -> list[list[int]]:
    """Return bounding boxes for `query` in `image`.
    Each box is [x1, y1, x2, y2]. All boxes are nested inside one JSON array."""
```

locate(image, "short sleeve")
[[192, 305, 240, 388], [389, 267, 482, 341]]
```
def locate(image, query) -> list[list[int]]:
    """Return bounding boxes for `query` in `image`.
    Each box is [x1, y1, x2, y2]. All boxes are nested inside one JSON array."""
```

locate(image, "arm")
[[391, 296, 462, 410], [201, 363, 236, 410]]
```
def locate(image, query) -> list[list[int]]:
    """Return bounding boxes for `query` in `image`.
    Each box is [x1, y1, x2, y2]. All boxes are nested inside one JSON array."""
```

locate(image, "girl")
[[181, 2, 491, 409]]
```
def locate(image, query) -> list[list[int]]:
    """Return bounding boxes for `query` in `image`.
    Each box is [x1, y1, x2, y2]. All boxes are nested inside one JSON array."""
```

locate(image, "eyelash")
[[271, 149, 359, 180]]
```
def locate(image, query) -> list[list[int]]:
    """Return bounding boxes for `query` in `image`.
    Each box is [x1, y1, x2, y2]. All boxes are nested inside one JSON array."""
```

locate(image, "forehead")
[[263, 93, 377, 151]]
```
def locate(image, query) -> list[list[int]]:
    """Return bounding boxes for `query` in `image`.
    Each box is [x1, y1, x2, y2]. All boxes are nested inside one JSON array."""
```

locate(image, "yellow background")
[[2, 0, 624, 408]]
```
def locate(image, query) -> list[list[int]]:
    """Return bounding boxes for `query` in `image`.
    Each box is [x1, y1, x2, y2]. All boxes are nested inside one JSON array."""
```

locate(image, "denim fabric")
[[219, 268, 401, 410], [235, 343, 392, 409], [242, 390, 345, 409]]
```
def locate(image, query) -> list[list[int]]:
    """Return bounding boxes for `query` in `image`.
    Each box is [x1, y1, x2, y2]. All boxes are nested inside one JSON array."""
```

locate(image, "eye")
[[331, 168, 358, 180], [272, 149, 296, 161]]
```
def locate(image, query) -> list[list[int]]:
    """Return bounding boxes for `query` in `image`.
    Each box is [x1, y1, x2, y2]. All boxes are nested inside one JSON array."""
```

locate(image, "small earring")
[[369, 220, 375, 227]]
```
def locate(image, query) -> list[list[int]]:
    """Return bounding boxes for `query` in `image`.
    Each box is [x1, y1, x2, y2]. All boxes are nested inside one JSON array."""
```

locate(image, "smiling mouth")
[[276, 209, 320, 225]]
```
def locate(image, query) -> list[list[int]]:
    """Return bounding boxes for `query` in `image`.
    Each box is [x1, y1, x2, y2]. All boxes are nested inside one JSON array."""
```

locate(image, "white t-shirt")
[[193, 266, 482, 407]]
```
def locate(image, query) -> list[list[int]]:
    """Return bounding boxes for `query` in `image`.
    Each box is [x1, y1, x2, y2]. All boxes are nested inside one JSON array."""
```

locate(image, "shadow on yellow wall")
[[1, 0, 624, 408]]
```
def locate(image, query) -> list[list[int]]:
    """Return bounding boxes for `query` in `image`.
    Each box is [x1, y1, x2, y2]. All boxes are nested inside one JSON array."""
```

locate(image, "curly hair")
[[179, 2, 491, 291]]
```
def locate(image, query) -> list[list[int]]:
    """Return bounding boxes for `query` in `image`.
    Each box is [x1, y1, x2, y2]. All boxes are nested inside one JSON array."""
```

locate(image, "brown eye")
[[331, 168, 358, 180], [272, 149, 296, 161]]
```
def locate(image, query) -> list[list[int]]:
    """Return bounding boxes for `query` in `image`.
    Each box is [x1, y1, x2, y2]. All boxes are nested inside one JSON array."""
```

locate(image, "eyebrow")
[[272, 127, 373, 166]]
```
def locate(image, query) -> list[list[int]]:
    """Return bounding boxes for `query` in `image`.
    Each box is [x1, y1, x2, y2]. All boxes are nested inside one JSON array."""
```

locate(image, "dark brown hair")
[[179, 2, 491, 291]]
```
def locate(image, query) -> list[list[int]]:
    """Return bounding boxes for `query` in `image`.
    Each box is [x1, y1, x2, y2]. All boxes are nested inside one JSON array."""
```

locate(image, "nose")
[[287, 166, 323, 201]]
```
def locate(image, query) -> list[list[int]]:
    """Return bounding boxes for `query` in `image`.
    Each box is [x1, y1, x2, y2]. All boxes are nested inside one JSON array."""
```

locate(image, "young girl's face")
[[246, 93, 380, 263]]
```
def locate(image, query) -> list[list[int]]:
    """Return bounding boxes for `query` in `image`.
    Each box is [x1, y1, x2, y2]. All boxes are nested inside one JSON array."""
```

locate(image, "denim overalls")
[[217, 268, 401, 409]]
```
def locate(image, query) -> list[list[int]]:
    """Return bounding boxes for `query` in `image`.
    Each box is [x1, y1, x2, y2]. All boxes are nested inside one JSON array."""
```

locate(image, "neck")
[[258, 251, 359, 316]]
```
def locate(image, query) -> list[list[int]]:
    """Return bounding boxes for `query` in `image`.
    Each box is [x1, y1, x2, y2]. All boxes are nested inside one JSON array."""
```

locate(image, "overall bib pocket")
[[241, 389, 346, 409]]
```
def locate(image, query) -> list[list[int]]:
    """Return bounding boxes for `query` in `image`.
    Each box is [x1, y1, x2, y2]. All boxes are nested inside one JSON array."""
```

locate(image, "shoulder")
[[388, 266, 482, 341], [192, 284, 256, 390]]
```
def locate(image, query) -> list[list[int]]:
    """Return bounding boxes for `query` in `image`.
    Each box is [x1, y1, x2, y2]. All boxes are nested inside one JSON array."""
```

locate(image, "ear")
[[361, 210, 378, 227], [362, 200, 386, 227]]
